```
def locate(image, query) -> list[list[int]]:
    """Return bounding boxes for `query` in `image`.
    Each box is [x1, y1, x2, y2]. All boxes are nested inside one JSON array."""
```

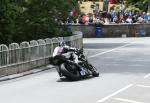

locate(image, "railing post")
[[45, 38, 53, 64], [37, 39, 46, 66], [7, 43, 20, 75], [19, 42, 30, 73], [0, 44, 8, 77], [30, 40, 39, 68]]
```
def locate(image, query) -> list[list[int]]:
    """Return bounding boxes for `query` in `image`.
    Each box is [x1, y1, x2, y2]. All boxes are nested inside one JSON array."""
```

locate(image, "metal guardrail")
[[0, 32, 83, 77]]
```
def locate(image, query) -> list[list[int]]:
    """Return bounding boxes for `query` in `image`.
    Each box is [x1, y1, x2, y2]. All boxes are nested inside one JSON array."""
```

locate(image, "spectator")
[[94, 17, 104, 26], [137, 15, 144, 23], [78, 15, 83, 24], [86, 15, 90, 24], [82, 14, 87, 24], [126, 16, 133, 23], [119, 3, 125, 13], [113, 15, 118, 23], [104, 18, 110, 24], [110, 10, 116, 22], [143, 12, 148, 23], [132, 15, 137, 23], [147, 13, 150, 24], [89, 15, 94, 24]]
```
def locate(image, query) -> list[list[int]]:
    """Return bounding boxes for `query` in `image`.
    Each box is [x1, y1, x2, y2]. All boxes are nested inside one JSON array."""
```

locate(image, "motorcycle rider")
[[52, 41, 98, 76], [53, 41, 79, 63]]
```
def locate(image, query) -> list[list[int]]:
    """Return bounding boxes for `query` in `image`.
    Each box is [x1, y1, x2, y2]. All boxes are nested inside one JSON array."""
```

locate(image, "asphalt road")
[[0, 37, 150, 103]]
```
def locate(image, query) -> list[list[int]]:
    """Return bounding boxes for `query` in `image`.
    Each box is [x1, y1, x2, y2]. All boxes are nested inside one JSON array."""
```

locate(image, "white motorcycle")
[[50, 44, 99, 81]]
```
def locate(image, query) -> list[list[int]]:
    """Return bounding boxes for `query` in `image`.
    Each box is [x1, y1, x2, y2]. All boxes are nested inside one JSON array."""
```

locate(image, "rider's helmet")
[[58, 41, 70, 53], [58, 41, 66, 47]]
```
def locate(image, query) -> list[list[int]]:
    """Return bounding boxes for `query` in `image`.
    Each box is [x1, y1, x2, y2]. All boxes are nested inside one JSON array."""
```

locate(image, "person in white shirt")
[[137, 16, 144, 23], [126, 16, 133, 23]]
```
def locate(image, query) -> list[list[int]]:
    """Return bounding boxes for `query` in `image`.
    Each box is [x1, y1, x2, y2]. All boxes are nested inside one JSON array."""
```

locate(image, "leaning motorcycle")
[[50, 46, 99, 81]]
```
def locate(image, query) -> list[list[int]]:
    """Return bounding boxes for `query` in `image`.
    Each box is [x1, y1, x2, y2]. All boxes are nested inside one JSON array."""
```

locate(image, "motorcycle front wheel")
[[60, 63, 80, 81], [86, 64, 99, 77]]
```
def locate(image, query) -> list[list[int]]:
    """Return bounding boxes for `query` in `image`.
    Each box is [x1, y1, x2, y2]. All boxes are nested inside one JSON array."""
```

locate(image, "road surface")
[[0, 37, 150, 103]]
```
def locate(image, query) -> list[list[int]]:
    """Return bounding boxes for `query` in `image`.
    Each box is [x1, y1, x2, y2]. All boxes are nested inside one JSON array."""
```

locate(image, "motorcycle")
[[50, 45, 99, 81]]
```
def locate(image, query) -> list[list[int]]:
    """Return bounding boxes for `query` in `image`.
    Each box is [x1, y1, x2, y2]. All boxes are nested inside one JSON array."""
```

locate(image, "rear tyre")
[[60, 63, 80, 81]]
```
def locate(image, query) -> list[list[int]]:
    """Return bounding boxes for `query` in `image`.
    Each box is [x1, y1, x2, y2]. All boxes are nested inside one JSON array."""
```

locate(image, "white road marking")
[[89, 43, 133, 58], [113, 98, 144, 103], [97, 84, 133, 103], [136, 84, 150, 88], [144, 73, 150, 78]]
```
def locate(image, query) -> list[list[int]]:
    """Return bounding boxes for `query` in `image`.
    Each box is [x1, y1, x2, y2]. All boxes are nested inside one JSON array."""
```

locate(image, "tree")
[[0, 0, 80, 44], [126, 0, 149, 12], [0, 0, 22, 44], [15, 0, 80, 42]]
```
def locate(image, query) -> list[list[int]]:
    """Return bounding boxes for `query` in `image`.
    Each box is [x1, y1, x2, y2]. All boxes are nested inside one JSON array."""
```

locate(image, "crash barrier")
[[0, 32, 83, 77], [69, 24, 150, 38]]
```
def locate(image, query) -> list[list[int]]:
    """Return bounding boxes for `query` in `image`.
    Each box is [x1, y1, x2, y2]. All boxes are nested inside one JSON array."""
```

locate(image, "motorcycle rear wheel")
[[60, 63, 80, 81]]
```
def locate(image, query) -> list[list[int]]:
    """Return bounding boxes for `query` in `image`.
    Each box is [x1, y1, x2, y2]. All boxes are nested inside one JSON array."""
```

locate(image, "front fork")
[[81, 63, 94, 74]]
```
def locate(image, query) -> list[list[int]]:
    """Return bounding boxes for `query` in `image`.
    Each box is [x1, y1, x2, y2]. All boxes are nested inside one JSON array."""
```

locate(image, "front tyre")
[[92, 71, 99, 77], [60, 63, 80, 81], [88, 64, 99, 77]]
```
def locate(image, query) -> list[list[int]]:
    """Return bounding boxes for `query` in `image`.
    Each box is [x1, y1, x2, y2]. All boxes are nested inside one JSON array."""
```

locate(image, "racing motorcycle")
[[50, 44, 99, 81]]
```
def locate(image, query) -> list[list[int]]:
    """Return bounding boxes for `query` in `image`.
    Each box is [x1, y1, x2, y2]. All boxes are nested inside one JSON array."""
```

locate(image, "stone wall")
[[69, 24, 150, 38]]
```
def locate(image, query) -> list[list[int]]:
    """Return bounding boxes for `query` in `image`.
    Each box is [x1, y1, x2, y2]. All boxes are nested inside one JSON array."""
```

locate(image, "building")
[[78, 0, 126, 14], [78, 0, 103, 14]]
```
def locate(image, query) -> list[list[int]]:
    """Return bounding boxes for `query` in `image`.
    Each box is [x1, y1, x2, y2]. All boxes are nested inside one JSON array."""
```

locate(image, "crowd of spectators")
[[66, 3, 150, 25], [66, 11, 150, 25]]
